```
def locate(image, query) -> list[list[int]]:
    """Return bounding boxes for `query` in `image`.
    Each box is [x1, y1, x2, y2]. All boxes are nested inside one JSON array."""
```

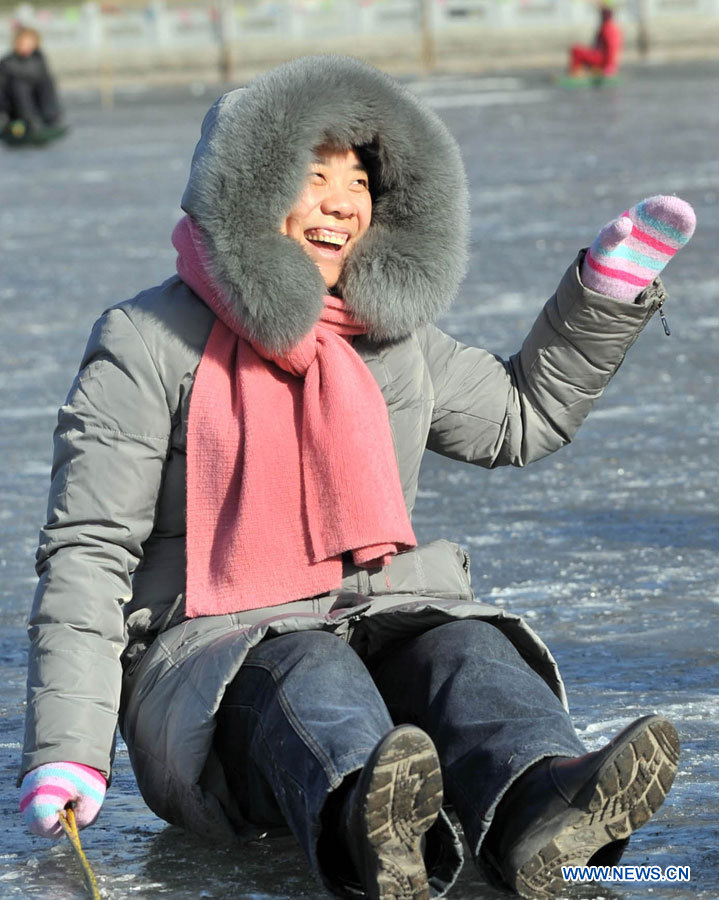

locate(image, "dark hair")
[[355, 142, 383, 203]]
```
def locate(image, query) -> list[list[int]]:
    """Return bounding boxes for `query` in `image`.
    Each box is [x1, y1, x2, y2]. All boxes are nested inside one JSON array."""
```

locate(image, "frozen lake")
[[1, 61, 717, 899]]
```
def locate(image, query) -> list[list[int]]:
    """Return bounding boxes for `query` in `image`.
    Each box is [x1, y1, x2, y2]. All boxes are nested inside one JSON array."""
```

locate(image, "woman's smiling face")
[[281, 145, 372, 290]]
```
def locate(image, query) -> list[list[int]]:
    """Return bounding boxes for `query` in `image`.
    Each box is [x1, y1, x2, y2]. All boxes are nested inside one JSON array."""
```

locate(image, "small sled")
[[555, 73, 622, 89], [1, 120, 69, 147]]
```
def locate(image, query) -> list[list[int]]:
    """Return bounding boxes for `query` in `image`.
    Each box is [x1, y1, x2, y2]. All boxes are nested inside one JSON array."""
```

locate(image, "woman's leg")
[[215, 628, 462, 899], [367, 619, 679, 898], [366, 619, 586, 856], [215, 630, 394, 868]]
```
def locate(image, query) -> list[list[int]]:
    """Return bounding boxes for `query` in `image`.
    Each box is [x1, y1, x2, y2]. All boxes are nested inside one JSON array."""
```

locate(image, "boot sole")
[[514, 715, 680, 899], [359, 725, 444, 900]]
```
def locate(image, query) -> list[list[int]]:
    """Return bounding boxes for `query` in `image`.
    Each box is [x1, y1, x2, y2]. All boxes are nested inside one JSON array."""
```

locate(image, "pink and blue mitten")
[[20, 761, 107, 838], [582, 195, 695, 302]]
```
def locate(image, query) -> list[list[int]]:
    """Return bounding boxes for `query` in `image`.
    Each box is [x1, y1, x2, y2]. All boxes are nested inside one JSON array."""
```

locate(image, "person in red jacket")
[[569, 3, 622, 78]]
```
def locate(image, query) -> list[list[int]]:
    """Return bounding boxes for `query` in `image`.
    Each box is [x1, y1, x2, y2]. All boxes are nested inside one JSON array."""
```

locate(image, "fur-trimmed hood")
[[181, 54, 469, 352]]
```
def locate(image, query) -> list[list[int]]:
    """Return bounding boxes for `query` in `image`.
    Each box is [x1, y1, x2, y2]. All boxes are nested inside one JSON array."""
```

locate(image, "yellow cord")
[[58, 807, 102, 899]]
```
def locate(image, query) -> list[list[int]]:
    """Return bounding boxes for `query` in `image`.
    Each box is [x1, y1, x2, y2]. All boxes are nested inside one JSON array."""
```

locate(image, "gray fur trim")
[[181, 54, 469, 352]]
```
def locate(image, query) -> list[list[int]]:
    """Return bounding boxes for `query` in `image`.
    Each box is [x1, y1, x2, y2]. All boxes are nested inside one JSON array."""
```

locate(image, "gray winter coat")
[[22, 56, 667, 847]]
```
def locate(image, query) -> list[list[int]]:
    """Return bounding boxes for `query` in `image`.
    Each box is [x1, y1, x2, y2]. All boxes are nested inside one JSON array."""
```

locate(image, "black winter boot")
[[481, 714, 680, 899], [339, 724, 443, 900]]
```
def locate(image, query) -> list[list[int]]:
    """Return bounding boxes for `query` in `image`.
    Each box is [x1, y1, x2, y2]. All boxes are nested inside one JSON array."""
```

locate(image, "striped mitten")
[[20, 762, 107, 838], [582, 196, 695, 302]]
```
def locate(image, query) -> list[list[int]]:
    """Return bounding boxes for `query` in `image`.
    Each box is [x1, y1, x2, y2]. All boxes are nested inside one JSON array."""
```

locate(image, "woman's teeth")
[[305, 229, 349, 248]]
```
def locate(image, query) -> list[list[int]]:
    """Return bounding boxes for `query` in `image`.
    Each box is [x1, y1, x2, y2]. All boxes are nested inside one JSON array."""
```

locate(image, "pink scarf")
[[172, 216, 417, 617]]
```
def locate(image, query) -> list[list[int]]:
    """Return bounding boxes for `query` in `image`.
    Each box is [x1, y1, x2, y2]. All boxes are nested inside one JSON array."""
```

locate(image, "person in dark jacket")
[[0, 26, 63, 139], [18, 56, 694, 900], [568, 3, 623, 78]]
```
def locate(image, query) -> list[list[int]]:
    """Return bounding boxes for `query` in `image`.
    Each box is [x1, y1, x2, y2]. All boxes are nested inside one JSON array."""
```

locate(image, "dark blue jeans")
[[214, 619, 585, 895]]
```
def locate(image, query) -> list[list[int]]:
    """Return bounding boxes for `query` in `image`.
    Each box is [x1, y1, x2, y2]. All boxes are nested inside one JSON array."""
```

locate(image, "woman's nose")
[[320, 189, 355, 218]]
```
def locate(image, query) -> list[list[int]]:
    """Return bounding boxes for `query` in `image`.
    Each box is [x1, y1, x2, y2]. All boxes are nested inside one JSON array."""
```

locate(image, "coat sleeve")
[[21, 307, 171, 780], [420, 252, 663, 468]]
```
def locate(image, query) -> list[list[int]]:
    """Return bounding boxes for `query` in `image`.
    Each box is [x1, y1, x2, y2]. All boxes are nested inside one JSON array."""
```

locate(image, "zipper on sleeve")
[[637, 279, 671, 336], [658, 306, 671, 336]]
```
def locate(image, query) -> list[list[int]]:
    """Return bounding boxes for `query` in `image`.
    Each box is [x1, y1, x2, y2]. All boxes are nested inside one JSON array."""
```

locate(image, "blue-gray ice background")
[[1, 61, 717, 899]]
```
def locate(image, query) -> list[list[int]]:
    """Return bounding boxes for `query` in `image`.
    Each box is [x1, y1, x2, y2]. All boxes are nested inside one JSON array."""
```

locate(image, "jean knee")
[[258, 629, 366, 679], [427, 619, 519, 659]]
